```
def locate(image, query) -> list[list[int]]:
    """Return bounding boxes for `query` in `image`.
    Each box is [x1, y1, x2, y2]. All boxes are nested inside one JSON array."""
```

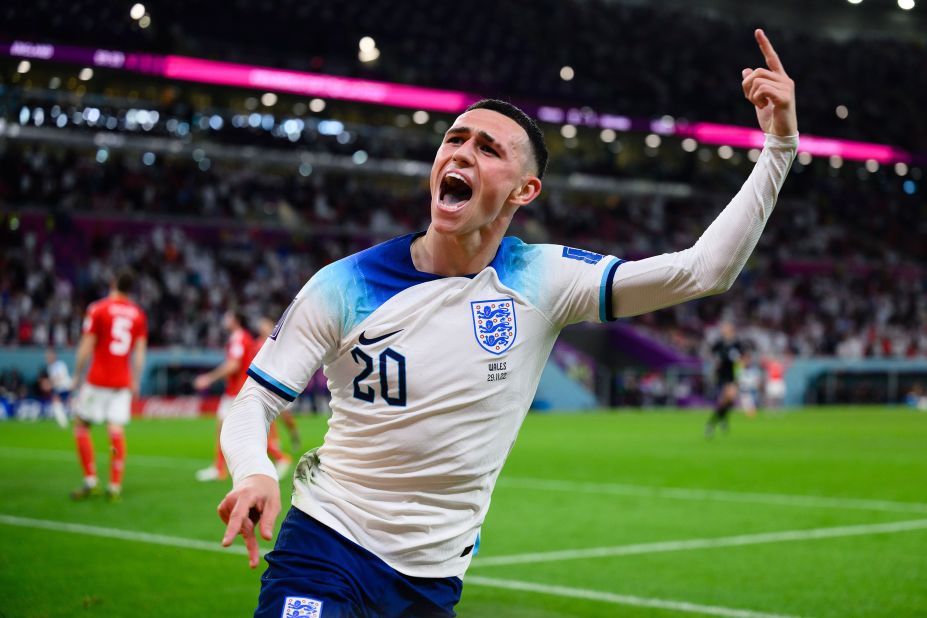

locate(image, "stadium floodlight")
[[718, 145, 734, 160], [644, 133, 661, 148], [309, 98, 326, 113], [797, 151, 813, 165], [599, 129, 616, 143], [894, 162, 909, 176], [358, 47, 381, 63], [560, 124, 577, 139], [130, 3, 146, 20], [835, 105, 849, 119], [412, 110, 429, 125], [560, 66, 575, 81], [829, 155, 844, 169], [139, 14, 151, 28], [261, 92, 278, 106], [847, 0, 862, 4], [359, 37, 376, 52], [16, 60, 31, 74], [79, 67, 94, 81], [865, 159, 880, 173], [682, 138, 698, 152], [898, 0, 914, 9]]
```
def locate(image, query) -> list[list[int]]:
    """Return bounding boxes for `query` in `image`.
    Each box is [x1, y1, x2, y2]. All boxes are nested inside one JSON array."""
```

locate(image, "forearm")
[[220, 378, 288, 484], [73, 337, 94, 379], [612, 133, 797, 318]]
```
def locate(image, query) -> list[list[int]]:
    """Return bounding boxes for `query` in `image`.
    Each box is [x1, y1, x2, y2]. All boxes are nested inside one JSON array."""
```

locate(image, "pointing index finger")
[[755, 28, 785, 74]]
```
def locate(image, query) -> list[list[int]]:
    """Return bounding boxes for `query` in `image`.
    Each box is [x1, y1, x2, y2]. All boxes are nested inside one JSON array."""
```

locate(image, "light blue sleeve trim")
[[598, 257, 622, 323], [247, 364, 300, 400]]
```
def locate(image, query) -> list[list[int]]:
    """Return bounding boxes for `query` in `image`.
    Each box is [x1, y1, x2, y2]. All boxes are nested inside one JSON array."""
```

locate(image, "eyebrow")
[[445, 126, 505, 153]]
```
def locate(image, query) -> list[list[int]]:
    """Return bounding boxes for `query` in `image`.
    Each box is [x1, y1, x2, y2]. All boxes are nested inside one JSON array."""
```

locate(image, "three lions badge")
[[471, 299, 517, 355]]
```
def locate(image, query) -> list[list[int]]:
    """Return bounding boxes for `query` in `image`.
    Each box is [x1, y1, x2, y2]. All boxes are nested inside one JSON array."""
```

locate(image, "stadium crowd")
[[1, 142, 924, 361]]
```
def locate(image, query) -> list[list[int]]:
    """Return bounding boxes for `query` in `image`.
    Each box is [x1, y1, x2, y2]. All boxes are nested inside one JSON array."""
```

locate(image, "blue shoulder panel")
[[487, 237, 544, 306], [316, 233, 445, 334]]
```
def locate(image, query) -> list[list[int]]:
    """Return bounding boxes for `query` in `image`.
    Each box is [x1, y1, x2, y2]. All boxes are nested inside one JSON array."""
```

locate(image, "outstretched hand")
[[217, 474, 281, 568], [741, 29, 798, 137]]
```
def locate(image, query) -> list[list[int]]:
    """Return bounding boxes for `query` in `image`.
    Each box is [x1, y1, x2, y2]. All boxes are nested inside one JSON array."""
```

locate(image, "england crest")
[[281, 596, 323, 618], [471, 298, 517, 355]]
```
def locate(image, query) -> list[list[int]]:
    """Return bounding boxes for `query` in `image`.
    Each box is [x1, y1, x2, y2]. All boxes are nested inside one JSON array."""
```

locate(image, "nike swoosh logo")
[[358, 329, 403, 345]]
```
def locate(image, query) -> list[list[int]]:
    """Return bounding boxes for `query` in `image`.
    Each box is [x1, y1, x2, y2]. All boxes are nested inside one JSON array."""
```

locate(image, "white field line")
[[5, 446, 925, 516], [466, 575, 802, 618], [0, 514, 800, 618], [0, 513, 247, 555], [499, 476, 927, 515], [471, 518, 927, 567], [0, 445, 205, 468]]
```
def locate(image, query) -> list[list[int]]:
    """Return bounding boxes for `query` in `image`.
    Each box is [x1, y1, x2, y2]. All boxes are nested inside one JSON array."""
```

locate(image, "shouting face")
[[429, 108, 541, 237]]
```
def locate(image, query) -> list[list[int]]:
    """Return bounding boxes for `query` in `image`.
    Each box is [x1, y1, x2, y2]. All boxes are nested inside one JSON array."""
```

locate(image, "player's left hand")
[[741, 29, 797, 137], [193, 374, 211, 391]]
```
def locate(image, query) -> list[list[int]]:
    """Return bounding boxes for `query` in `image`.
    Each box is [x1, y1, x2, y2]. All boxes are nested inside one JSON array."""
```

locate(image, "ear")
[[507, 175, 542, 208]]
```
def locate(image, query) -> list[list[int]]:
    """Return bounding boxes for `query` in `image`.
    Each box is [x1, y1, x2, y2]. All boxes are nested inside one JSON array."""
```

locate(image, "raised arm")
[[611, 29, 798, 318]]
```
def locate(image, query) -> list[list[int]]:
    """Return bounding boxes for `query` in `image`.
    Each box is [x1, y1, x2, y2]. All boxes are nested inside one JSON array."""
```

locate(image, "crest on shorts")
[[471, 299, 517, 355], [282, 596, 323, 618]]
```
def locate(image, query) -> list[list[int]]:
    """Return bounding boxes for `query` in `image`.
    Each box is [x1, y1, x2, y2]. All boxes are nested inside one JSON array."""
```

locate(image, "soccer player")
[[194, 311, 291, 481], [705, 321, 745, 437], [737, 348, 762, 418], [219, 29, 798, 617], [70, 271, 147, 501], [43, 347, 72, 428]]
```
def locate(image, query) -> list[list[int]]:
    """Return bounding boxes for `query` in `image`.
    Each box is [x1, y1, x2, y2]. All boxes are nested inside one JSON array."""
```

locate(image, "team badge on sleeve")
[[471, 299, 516, 355], [282, 596, 323, 618]]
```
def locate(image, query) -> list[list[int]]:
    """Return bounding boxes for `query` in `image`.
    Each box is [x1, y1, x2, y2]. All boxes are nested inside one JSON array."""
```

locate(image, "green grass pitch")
[[1, 408, 925, 617]]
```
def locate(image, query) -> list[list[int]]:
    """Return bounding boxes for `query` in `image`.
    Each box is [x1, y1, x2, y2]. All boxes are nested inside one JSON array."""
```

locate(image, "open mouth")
[[438, 171, 473, 211]]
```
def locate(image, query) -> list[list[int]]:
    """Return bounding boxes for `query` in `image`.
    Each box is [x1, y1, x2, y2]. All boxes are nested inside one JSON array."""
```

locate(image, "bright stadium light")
[[898, 0, 915, 9], [309, 98, 326, 113], [412, 110, 429, 125], [895, 162, 909, 176], [644, 133, 661, 148], [681, 138, 698, 152], [130, 3, 146, 20], [599, 129, 616, 143], [747, 148, 761, 162], [835, 105, 849, 119], [865, 159, 880, 173], [718, 145, 734, 160], [829, 155, 844, 169], [359, 37, 376, 52], [358, 47, 381, 62], [797, 151, 813, 165], [560, 66, 575, 81], [847, 0, 862, 4], [139, 14, 151, 28], [261, 92, 278, 106], [560, 124, 577, 139], [17, 60, 31, 74], [79, 68, 94, 81]]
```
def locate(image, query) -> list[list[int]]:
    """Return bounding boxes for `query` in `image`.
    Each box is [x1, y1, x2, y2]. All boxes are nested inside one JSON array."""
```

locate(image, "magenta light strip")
[[678, 122, 911, 164], [2, 39, 917, 164], [161, 56, 479, 113]]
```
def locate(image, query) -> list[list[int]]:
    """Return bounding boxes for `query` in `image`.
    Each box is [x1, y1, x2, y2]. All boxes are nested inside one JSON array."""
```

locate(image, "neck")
[[413, 216, 513, 277]]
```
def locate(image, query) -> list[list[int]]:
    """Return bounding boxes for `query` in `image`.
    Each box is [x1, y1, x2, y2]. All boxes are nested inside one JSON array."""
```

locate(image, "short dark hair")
[[114, 270, 135, 293], [465, 99, 548, 178]]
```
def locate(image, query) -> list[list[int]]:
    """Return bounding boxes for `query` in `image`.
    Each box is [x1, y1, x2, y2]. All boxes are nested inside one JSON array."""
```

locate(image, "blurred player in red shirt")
[[70, 271, 148, 501], [194, 311, 291, 481]]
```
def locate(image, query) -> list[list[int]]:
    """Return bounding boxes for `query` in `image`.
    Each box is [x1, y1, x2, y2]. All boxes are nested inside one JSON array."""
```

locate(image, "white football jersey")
[[247, 233, 621, 578]]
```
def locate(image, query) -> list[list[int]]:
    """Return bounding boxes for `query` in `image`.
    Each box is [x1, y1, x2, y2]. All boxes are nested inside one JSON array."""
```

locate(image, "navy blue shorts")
[[255, 507, 463, 618]]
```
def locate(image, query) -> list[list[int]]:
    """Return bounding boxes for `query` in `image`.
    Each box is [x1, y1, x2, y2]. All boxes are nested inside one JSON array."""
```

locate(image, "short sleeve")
[[536, 245, 623, 327], [82, 305, 99, 336], [246, 268, 343, 402]]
